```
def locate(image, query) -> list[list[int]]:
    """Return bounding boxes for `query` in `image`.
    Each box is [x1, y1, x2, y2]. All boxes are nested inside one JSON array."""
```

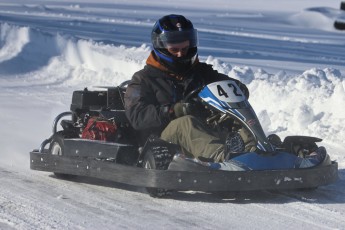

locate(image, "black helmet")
[[151, 15, 198, 73]]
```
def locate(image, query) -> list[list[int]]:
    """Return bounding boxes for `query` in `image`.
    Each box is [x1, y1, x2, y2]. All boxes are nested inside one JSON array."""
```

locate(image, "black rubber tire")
[[143, 146, 174, 198], [49, 132, 76, 179], [49, 132, 65, 156]]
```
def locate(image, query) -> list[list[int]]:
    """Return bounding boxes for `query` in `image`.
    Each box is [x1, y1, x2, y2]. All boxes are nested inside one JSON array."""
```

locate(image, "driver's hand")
[[173, 102, 193, 118]]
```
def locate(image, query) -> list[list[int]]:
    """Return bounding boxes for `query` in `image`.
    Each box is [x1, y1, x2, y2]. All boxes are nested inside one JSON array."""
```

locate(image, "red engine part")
[[81, 117, 117, 141]]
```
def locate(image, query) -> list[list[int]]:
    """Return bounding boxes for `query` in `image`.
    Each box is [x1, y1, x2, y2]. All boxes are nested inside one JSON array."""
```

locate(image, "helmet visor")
[[152, 29, 198, 49]]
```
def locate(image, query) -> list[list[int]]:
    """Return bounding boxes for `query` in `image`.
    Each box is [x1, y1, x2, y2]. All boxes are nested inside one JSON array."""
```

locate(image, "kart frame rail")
[[30, 150, 338, 192]]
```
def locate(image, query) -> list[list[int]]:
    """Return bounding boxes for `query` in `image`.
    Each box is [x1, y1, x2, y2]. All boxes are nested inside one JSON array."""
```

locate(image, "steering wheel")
[[183, 86, 204, 103], [119, 80, 131, 90]]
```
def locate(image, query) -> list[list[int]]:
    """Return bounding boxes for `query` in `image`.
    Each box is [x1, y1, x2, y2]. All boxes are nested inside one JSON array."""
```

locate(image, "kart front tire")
[[143, 147, 173, 198]]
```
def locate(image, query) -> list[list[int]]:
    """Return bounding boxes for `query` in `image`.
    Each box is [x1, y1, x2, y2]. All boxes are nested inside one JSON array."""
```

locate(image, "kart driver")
[[124, 14, 254, 162]]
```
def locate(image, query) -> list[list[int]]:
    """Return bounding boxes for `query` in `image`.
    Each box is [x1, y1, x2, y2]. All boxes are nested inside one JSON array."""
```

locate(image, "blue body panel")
[[232, 152, 298, 170]]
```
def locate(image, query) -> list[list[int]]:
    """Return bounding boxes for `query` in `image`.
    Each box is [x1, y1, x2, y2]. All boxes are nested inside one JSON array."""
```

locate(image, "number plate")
[[206, 80, 246, 103]]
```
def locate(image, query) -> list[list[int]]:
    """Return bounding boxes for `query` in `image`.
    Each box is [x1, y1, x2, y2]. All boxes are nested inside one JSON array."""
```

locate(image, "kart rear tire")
[[143, 146, 173, 198], [53, 172, 77, 180], [49, 132, 76, 179], [49, 132, 65, 156]]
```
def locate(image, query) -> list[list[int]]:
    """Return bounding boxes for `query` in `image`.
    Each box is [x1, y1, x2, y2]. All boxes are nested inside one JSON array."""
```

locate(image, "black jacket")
[[124, 52, 248, 137]]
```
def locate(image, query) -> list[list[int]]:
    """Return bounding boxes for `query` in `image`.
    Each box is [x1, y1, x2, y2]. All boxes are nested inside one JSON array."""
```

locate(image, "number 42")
[[217, 83, 242, 98]]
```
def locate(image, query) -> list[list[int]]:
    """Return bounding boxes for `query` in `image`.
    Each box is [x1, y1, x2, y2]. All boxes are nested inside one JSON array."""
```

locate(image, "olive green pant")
[[160, 116, 224, 162], [160, 115, 255, 162]]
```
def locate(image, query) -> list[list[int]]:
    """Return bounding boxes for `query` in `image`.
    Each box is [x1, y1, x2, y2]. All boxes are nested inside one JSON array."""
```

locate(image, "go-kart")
[[30, 80, 338, 197]]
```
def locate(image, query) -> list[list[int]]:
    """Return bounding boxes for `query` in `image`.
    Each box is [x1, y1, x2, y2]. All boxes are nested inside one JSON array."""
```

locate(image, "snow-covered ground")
[[1, 0, 345, 229]]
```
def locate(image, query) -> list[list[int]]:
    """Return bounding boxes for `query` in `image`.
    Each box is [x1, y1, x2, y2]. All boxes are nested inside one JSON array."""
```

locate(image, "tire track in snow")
[[0, 169, 80, 229], [249, 190, 345, 230]]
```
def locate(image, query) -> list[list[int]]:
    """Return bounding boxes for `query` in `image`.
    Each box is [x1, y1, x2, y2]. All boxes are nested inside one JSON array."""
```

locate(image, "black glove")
[[159, 103, 191, 122], [173, 102, 192, 118]]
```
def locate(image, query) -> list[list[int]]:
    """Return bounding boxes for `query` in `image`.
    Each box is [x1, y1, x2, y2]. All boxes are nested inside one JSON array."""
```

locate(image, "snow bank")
[[0, 24, 30, 62], [289, 7, 345, 32], [289, 9, 334, 31], [0, 23, 148, 87]]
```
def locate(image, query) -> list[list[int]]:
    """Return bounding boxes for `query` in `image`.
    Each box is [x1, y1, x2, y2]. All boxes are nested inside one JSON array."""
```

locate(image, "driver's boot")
[[223, 132, 245, 160]]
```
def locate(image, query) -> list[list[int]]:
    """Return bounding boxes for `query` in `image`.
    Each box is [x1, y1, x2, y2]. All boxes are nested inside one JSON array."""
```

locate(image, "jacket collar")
[[146, 51, 199, 80], [146, 51, 170, 72]]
